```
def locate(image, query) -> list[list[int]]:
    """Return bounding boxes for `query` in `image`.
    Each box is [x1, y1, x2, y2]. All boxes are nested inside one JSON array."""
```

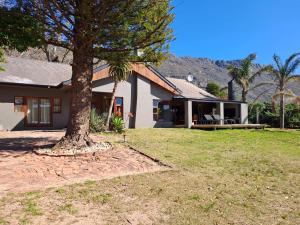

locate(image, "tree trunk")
[[106, 81, 118, 129], [54, 43, 94, 150], [242, 90, 247, 102], [279, 94, 285, 129]]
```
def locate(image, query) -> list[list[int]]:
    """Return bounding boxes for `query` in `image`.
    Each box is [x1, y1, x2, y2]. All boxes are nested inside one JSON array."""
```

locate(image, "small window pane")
[[115, 97, 123, 106], [153, 99, 159, 107], [53, 98, 61, 113], [14, 97, 23, 112]]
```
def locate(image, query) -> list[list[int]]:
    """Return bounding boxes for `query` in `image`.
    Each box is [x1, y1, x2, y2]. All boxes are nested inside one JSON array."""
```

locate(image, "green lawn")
[[1, 129, 299, 225]]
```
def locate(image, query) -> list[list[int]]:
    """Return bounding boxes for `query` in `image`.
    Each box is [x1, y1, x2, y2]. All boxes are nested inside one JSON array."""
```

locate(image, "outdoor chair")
[[203, 115, 217, 124], [226, 118, 235, 124], [192, 114, 198, 125], [212, 114, 222, 124]]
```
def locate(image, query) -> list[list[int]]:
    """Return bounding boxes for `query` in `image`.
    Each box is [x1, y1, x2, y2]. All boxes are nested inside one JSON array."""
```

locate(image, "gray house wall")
[[0, 85, 70, 131], [92, 73, 173, 128]]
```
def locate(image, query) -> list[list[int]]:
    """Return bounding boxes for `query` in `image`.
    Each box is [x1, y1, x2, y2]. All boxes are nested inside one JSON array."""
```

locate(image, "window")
[[53, 97, 62, 113], [153, 99, 172, 122], [113, 97, 123, 118], [153, 99, 159, 121], [14, 97, 23, 112], [26, 97, 51, 126]]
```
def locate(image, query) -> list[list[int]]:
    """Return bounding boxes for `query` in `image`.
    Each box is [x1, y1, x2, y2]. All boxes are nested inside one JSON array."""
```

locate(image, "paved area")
[[0, 131, 165, 195]]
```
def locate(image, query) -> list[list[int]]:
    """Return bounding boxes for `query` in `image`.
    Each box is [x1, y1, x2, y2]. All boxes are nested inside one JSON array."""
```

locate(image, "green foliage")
[[249, 102, 300, 128], [285, 104, 300, 128], [269, 53, 300, 128], [206, 82, 227, 99], [0, 47, 5, 71], [90, 108, 106, 133], [111, 115, 125, 133], [108, 60, 132, 83], [227, 54, 272, 102], [0, 7, 43, 51], [206, 82, 220, 96]]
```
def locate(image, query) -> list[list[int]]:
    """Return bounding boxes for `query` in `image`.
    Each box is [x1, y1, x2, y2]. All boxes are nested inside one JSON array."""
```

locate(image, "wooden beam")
[[92, 64, 178, 94]]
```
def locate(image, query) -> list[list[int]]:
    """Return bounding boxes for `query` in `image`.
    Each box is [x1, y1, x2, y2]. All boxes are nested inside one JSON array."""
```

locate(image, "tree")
[[0, 5, 43, 70], [7, 0, 173, 150], [106, 60, 132, 129], [206, 82, 220, 96], [269, 53, 300, 129], [206, 81, 227, 99], [227, 54, 273, 102], [0, 6, 42, 52], [0, 47, 5, 71]]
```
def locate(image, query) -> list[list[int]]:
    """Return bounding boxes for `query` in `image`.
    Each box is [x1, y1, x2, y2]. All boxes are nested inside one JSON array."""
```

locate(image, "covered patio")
[[172, 98, 248, 128]]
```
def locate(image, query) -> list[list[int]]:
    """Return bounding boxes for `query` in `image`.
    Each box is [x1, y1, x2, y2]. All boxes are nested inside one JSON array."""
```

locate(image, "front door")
[[26, 97, 51, 127]]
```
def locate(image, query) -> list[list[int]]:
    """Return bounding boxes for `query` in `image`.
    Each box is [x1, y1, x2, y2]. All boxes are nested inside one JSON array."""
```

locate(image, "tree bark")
[[54, 41, 94, 150], [242, 90, 247, 102], [279, 94, 285, 129], [106, 81, 118, 129]]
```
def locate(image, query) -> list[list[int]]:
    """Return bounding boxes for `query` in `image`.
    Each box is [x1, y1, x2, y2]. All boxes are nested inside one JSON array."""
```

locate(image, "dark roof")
[[0, 57, 239, 101], [0, 57, 71, 86]]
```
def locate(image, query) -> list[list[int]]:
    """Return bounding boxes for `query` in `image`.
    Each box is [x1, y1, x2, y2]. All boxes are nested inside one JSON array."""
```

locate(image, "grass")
[[0, 128, 299, 224]]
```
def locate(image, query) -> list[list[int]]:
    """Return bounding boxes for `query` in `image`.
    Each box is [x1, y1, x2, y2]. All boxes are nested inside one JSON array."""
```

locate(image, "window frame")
[[14, 96, 24, 112], [52, 97, 62, 113], [153, 99, 171, 122], [23, 96, 53, 127], [153, 99, 160, 121], [113, 96, 124, 118]]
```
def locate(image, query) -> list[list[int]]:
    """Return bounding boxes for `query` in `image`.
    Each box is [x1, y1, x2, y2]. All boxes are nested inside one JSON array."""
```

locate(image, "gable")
[[92, 63, 179, 94]]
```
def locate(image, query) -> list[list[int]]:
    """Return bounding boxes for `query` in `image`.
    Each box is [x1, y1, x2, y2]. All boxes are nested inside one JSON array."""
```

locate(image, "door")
[[26, 97, 52, 127]]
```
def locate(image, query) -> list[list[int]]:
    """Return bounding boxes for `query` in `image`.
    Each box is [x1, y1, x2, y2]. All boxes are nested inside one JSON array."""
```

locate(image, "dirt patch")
[[0, 130, 169, 195]]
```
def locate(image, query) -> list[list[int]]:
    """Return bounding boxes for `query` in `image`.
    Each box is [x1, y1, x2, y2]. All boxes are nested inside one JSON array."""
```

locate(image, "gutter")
[[173, 96, 246, 104], [0, 81, 61, 89]]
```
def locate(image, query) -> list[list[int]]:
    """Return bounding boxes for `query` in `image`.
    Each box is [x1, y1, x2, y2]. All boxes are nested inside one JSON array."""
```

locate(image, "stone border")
[[128, 146, 172, 169], [33, 142, 113, 157]]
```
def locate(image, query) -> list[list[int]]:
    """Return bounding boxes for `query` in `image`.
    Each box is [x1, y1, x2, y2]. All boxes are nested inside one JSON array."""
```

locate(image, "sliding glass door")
[[27, 98, 39, 124], [26, 97, 51, 126]]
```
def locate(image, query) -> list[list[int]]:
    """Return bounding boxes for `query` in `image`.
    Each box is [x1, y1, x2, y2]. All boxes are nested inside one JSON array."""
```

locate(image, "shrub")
[[111, 115, 125, 133], [249, 102, 300, 128], [206, 81, 227, 99], [90, 108, 106, 133]]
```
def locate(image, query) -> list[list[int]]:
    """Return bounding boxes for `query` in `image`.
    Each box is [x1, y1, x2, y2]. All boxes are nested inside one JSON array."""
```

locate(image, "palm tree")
[[227, 53, 273, 102], [105, 60, 132, 129], [269, 53, 300, 129]]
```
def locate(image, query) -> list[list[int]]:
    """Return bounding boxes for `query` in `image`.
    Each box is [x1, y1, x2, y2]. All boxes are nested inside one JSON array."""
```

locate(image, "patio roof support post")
[[240, 103, 249, 124], [219, 102, 224, 125], [185, 100, 192, 128]]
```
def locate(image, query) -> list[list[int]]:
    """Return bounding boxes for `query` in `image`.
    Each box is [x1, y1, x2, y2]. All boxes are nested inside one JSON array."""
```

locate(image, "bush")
[[206, 81, 227, 99], [90, 108, 106, 133], [111, 115, 125, 133], [249, 102, 300, 128]]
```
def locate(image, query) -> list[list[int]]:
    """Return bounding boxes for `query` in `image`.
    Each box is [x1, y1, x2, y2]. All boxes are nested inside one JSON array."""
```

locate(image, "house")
[[0, 57, 248, 131]]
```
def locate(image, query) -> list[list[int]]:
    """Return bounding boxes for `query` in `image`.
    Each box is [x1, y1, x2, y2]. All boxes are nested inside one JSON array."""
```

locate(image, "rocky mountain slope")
[[5, 48, 300, 102], [156, 54, 299, 102]]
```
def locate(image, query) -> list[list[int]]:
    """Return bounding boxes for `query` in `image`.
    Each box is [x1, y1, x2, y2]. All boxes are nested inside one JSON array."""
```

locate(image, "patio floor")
[[0, 130, 167, 195]]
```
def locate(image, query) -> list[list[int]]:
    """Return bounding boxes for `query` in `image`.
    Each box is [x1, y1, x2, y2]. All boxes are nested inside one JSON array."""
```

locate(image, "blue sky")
[[170, 0, 300, 65]]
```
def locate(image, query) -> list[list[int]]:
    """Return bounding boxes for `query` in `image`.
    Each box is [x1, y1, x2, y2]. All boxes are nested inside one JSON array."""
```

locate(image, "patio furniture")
[[203, 115, 217, 124], [212, 114, 222, 124], [223, 117, 235, 124], [192, 114, 198, 125]]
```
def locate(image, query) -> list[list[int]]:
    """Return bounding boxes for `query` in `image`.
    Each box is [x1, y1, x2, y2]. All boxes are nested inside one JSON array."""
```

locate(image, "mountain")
[[155, 54, 300, 102], [4, 48, 300, 102]]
